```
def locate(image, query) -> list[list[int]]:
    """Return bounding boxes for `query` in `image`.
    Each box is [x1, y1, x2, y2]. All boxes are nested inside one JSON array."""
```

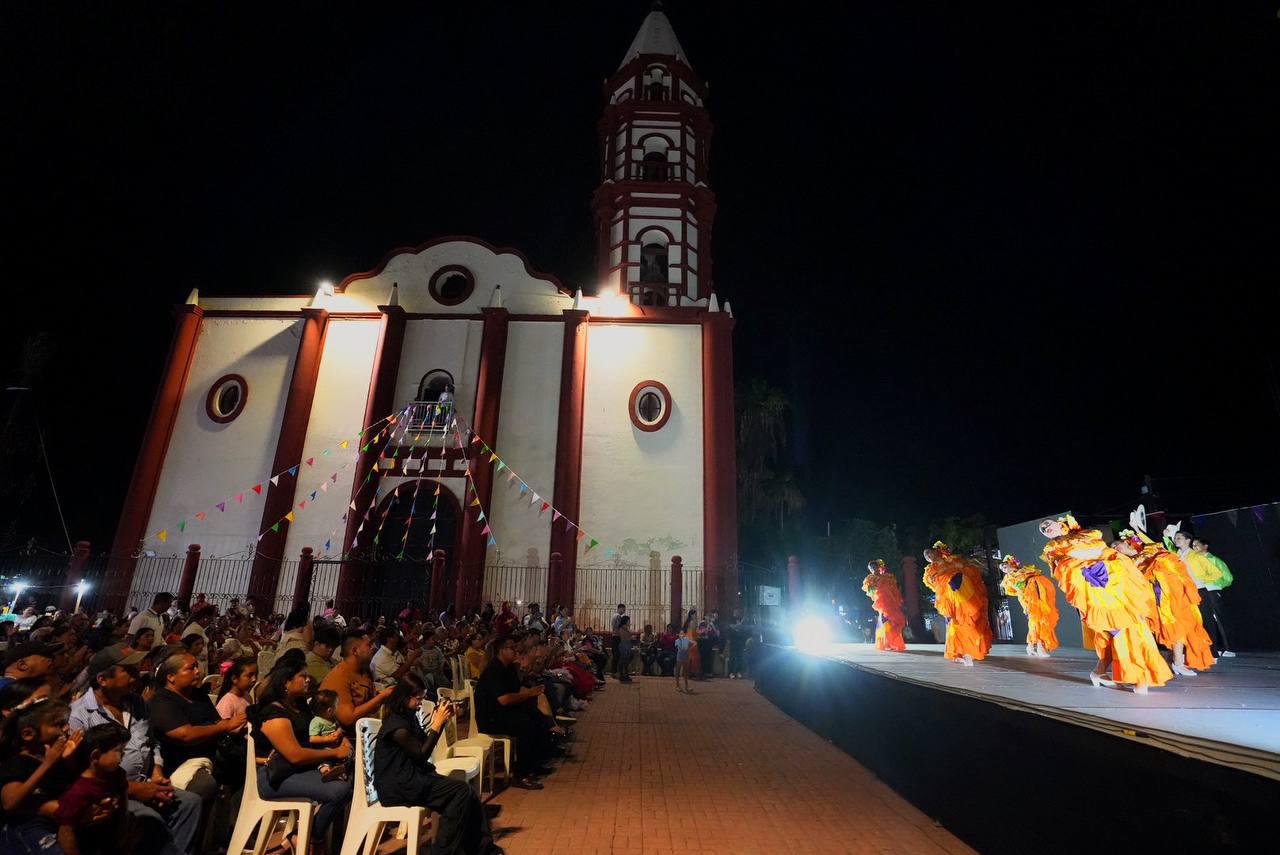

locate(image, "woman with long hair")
[[374, 674, 501, 854], [252, 660, 352, 851], [681, 609, 702, 678]]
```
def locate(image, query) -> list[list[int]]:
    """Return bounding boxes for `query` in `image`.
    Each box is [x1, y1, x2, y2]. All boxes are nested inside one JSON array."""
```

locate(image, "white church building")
[[108, 8, 738, 623]]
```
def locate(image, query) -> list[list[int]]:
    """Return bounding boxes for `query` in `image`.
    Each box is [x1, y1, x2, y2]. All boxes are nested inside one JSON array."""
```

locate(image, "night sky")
[[4, 2, 1279, 557]]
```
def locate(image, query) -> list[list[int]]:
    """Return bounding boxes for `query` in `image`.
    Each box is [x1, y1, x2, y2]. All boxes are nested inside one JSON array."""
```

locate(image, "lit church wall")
[[488, 321, 564, 570], [577, 322, 705, 578], [143, 317, 301, 567]]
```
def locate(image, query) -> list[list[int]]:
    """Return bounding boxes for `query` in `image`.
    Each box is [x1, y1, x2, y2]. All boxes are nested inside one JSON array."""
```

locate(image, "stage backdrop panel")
[[997, 511, 1083, 649]]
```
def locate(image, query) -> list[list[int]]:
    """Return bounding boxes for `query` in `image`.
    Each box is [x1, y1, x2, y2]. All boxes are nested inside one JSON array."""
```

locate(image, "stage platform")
[[754, 642, 1280, 854]]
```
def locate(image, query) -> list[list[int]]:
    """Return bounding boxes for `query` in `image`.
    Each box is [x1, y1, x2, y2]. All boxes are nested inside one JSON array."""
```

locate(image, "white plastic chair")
[[227, 723, 315, 855], [339, 717, 430, 855], [420, 702, 483, 796], [465, 681, 514, 788]]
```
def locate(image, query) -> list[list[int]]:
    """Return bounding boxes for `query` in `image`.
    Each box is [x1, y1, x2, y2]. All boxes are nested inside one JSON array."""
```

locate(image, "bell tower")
[[592, 4, 717, 307]]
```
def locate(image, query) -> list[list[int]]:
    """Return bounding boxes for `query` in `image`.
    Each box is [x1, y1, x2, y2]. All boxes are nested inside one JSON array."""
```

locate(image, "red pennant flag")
[[576, 530, 587, 541], [252, 483, 263, 495], [540, 502, 550, 515]]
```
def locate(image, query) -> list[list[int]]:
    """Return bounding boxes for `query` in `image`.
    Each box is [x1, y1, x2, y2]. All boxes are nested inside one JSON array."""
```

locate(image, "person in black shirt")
[[474, 638, 554, 786], [374, 674, 501, 854], [148, 653, 242, 801]]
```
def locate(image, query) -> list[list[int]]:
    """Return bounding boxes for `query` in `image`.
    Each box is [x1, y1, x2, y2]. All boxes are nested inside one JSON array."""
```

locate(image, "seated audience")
[[149, 653, 243, 799]]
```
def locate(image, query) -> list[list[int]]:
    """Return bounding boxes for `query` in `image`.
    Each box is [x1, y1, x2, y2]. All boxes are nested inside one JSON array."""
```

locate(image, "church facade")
[[109, 9, 738, 619]]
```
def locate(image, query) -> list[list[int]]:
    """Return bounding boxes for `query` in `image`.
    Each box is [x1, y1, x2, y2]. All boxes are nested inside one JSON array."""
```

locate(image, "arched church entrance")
[[362, 478, 461, 618]]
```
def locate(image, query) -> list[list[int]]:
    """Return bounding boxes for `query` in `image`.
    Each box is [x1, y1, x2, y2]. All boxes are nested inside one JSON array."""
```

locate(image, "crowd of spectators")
[[0, 590, 754, 853]]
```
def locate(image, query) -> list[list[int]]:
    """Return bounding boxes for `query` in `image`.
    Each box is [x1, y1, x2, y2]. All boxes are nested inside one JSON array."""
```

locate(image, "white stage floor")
[[799, 643, 1280, 780]]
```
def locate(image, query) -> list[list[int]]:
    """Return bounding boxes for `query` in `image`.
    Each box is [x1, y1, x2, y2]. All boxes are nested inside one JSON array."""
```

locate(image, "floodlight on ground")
[[794, 614, 833, 652]]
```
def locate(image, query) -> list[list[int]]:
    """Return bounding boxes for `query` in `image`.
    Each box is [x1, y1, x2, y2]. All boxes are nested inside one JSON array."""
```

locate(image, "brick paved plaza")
[[485, 677, 977, 855]]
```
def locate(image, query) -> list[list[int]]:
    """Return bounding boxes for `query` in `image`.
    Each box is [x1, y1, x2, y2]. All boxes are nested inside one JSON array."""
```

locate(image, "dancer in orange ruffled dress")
[[862, 559, 907, 652], [922, 542, 993, 666], [1039, 516, 1172, 693], [998, 554, 1059, 658], [1113, 530, 1215, 676]]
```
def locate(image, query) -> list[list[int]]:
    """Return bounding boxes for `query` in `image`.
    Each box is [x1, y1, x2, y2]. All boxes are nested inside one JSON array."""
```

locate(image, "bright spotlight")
[[319, 280, 335, 297], [794, 615, 832, 652]]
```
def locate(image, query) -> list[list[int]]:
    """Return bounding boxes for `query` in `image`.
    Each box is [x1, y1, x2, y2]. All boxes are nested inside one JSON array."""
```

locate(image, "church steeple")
[[592, 5, 717, 306]]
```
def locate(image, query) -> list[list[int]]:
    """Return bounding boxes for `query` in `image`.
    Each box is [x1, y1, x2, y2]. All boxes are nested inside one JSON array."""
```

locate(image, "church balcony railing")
[[630, 161, 684, 183], [403, 400, 454, 433]]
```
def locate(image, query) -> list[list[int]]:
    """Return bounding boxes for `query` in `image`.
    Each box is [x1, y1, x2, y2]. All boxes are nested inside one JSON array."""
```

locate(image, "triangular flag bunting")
[[471, 434, 481, 445], [488, 537, 497, 547], [285, 512, 295, 522], [322, 449, 331, 456], [430, 511, 437, 520], [310, 491, 317, 501], [270, 475, 279, 487], [216, 502, 226, 513], [496, 461, 506, 473], [298, 501, 306, 510], [552, 511, 561, 523], [470, 498, 481, 507], [341, 440, 349, 449], [508, 472, 517, 484], [565, 519, 574, 532], [177, 520, 186, 532], [540, 502, 550, 515], [587, 538, 599, 550], [320, 482, 329, 492], [288, 466, 298, 477], [324, 539, 331, 551], [488, 452, 498, 463], [477, 510, 485, 522], [361, 443, 370, 452], [331, 473, 338, 482], [271, 522, 280, 533], [195, 512, 206, 521], [431, 525, 437, 534], [434, 487, 441, 496], [306, 457, 314, 466], [236, 492, 245, 503], [157, 530, 167, 542], [576, 530, 587, 541], [252, 484, 263, 495], [482, 524, 491, 535], [373, 462, 380, 472], [350, 501, 358, 510]]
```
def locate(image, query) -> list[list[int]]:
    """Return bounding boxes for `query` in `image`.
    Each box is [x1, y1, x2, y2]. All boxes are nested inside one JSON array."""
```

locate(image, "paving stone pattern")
[[486, 677, 977, 855]]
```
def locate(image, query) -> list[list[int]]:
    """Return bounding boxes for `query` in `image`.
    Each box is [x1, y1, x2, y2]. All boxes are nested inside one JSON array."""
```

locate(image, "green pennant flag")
[[271, 522, 280, 533], [587, 538, 599, 551], [361, 443, 370, 452], [177, 520, 186, 532]]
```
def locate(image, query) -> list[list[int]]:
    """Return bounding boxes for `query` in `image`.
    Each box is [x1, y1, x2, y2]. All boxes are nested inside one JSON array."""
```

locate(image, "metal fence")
[[573, 559, 703, 634], [481, 564, 549, 613]]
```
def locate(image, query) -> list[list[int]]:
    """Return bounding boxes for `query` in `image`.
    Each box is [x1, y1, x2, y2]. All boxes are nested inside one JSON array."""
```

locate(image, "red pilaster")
[[670, 555, 683, 631], [292, 547, 315, 610], [549, 310, 589, 609], [106, 303, 204, 610], [456, 306, 509, 614], [248, 307, 330, 602], [429, 549, 447, 613], [701, 311, 738, 614], [176, 544, 202, 606], [336, 305, 406, 611]]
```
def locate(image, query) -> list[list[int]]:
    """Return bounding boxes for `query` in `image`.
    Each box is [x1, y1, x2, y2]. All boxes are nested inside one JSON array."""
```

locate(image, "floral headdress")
[[870, 558, 887, 573], [1001, 553, 1021, 568], [931, 540, 952, 556], [1117, 528, 1143, 548]]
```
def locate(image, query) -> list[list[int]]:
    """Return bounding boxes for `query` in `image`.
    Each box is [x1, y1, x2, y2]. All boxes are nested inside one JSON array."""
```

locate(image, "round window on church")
[[206, 374, 248, 424], [428, 265, 476, 306], [629, 380, 673, 432]]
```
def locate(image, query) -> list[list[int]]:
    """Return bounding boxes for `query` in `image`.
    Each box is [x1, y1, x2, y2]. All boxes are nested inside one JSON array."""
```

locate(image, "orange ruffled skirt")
[[1022, 575, 1060, 652]]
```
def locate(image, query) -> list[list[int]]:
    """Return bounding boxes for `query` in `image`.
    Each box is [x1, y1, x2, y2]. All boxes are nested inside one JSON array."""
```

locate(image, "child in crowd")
[[0, 700, 84, 851], [309, 689, 347, 781], [215, 657, 259, 719], [56, 723, 131, 855], [674, 630, 693, 694]]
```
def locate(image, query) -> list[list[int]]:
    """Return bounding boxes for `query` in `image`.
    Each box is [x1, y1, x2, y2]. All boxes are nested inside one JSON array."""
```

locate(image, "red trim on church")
[[701, 312, 738, 614], [248, 307, 330, 602], [337, 305, 407, 611], [549, 310, 590, 607], [106, 304, 204, 609], [456, 306, 510, 613]]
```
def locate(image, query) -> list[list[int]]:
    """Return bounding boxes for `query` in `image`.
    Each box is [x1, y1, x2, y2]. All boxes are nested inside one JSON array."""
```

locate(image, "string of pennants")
[[149, 407, 408, 549], [452, 415, 602, 555]]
